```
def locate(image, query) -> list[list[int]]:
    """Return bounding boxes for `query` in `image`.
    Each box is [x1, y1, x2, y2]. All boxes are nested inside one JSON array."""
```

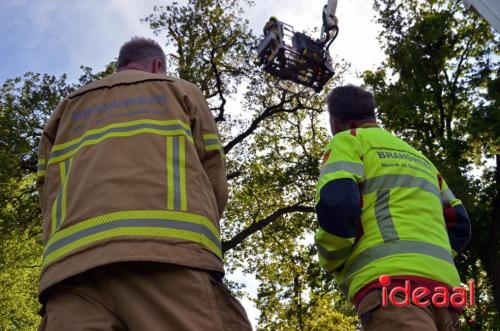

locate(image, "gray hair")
[[116, 37, 166, 70]]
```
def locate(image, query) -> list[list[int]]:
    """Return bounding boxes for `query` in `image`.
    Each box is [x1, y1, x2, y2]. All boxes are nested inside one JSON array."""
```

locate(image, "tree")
[[4, 0, 497, 329], [0, 67, 114, 329], [143, 1, 356, 329], [363, 0, 500, 329], [0, 72, 74, 330], [1, 1, 358, 329]]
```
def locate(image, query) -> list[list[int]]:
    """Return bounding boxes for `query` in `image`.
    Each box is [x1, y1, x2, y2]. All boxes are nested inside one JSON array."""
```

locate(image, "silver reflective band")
[[172, 136, 182, 210], [37, 164, 47, 171], [317, 243, 354, 260], [321, 161, 364, 178], [363, 174, 440, 198], [374, 189, 399, 242], [43, 218, 221, 258], [55, 186, 63, 229], [50, 123, 192, 159], [203, 138, 220, 146], [441, 188, 456, 204], [55, 158, 71, 229], [340, 240, 455, 292]]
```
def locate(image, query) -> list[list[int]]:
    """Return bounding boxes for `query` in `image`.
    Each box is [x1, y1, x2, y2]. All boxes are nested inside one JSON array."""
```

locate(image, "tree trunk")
[[487, 154, 500, 313]]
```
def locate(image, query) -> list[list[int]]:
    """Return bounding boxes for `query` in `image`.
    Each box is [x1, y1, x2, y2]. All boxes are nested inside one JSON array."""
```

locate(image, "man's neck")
[[333, 119, 378, 135], [344, 119, 378, 131], [356, 121, 378, 129], [117, 64, 149, 73]]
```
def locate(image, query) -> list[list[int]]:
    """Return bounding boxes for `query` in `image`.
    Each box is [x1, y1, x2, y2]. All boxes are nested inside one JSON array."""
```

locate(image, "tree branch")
[[487, 154, 500, 313], [204, 26, 228, 122], [227, 171, 242, 180], [432, 78, 446, 138], [224, 94, 301, 154], [222, 204, 314, 253], [448, 32, 475, 117]]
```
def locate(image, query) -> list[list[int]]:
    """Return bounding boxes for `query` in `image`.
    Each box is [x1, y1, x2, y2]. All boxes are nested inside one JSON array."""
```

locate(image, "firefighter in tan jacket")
[[36, 37, 252, 331]]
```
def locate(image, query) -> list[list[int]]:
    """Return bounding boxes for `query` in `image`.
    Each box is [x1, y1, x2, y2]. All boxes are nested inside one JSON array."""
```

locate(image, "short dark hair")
[[326, 85, 375, 122], [116, 37, 166, 69]]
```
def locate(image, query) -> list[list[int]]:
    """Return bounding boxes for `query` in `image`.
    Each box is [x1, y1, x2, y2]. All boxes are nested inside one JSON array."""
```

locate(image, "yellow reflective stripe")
[[315, 227, 355, 271], [205, 144, 222, 152], [202, 133, 219, 140], [51, 162, 66, 234], [317, 244, 354, 261], [42, 210, 221, 267], [363, 174, 440, 198], [37, 159, 47, 177], [51, 159, 72, 234], [61, 158, 73, 227], [166, 136, 187, 211], [54, 119, 191, 151], [59, 161, 67, 226], [51, 194, 57, 235], [59, 161, 66, 183], [339, 240, 455, 293], [48, 120, 193, 165], [202, 133, 225, 158], [179, 136, 187, 211], [46, 210, 220, 243], [43, 227, 220, 269], [166, 137, 174, 210]]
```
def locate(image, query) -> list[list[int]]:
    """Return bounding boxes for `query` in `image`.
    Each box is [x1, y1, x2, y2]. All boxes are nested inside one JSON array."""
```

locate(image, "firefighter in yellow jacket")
[[315, 85, 471, 330], [36, 37, 252, 331]]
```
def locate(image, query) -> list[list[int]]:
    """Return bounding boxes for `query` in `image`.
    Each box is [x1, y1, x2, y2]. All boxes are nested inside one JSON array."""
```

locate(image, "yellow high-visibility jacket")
[[36, 70, 227, 297], [315, 127, 470, 301]]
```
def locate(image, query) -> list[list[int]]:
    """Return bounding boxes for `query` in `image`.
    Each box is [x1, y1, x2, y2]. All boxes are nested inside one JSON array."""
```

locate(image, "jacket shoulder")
[[66, 71, 176, 100], [359, 128, 436, 167], [167, 77, 202, 94]]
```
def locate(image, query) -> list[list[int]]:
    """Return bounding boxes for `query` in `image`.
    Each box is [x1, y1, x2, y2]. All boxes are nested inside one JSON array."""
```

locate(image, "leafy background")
[[0, 0, 498, 330]]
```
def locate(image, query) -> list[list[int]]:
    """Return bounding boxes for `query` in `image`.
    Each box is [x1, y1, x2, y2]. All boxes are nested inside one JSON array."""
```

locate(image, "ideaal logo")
[[379, 275, 475, 308]]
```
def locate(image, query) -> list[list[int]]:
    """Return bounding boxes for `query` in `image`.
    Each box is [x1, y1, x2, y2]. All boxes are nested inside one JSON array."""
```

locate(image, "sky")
[[0, 0, 385, 83], [0, 0, 385, 327]]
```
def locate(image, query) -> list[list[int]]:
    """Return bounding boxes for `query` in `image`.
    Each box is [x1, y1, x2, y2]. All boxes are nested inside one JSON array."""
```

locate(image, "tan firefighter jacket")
[[36, 70, 227, 296]]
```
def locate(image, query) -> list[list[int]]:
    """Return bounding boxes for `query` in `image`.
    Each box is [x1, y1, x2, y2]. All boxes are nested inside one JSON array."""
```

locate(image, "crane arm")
[[320, 0, 339, 46]]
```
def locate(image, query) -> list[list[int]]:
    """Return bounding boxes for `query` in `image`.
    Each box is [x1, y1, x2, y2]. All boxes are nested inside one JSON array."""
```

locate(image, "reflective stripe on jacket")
[[36, 70, 227, 296], [315, 127, 465, 301]]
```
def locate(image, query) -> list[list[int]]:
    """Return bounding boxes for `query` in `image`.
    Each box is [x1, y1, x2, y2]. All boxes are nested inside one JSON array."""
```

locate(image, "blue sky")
[[0, 0, 158, 82], [0, 0, 384, 84]]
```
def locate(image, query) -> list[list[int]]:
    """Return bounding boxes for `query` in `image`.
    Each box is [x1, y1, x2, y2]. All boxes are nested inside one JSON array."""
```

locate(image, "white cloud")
[[1, 0, 384, 83], [247, 0, 384, 84]]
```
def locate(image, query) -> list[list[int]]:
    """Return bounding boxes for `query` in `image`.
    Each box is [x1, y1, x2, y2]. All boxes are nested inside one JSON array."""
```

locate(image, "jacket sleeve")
[[438, 174, 471, 255], [36, 133, 51, 216], [187, 85, 228, 218], [315, 132, 364, 272], [36, 104, 63, 218]]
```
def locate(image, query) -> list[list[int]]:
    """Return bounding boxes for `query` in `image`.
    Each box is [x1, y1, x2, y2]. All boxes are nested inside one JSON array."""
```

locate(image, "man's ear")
[[156, 60, 164, 74], [151, 59, 163, 74], [330, 116, 342, 135]]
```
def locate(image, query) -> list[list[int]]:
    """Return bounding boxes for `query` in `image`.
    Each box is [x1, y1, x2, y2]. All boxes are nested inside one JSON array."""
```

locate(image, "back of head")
[[116, 37, 166, 73], [326, 85, 375, 122]]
